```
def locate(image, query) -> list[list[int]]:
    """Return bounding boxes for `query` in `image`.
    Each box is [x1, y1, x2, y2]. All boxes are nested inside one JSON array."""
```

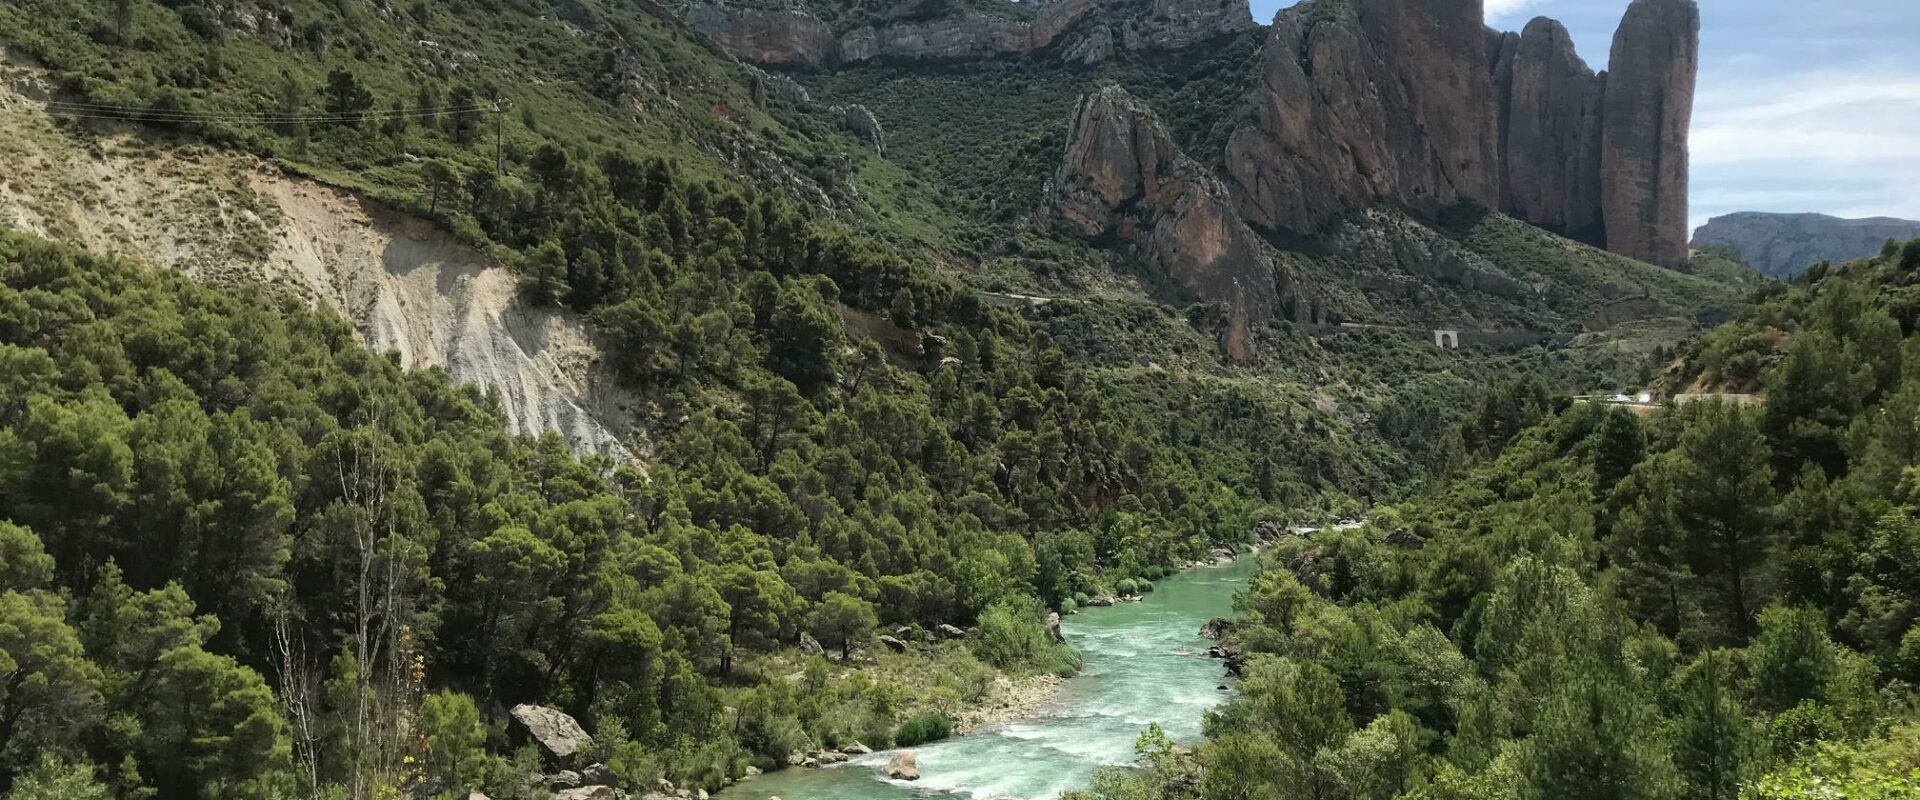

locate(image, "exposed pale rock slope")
[[0, 54, 640, 461]]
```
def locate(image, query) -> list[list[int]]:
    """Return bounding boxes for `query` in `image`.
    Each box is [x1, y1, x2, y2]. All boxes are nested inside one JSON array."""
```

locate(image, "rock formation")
[[1692, 212, 1920, 277], [1043, 86, 1276, 361], [1225, 0, 1696, 269], [1225, 0, 1499, 238], [885, 751, 920, 781], [843, 104, 885, 153], [510, 704, 594, 760], [682, 0, 1255, 67], [1499, 17, 1605, 246], [0, 71, 642, 463], [1599, 0, 1699, 268], [682, 3, 835, 67]]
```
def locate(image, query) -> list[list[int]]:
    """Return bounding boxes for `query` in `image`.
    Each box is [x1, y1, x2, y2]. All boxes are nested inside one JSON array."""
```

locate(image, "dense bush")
[[892, 713, 955, 747]]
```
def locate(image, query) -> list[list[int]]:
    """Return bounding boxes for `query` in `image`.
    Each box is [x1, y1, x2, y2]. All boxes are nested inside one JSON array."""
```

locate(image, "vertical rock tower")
[[1497, 17, 1605, 246], [1599, 0, 1700, 268], [1229, 0, 1699, 269]]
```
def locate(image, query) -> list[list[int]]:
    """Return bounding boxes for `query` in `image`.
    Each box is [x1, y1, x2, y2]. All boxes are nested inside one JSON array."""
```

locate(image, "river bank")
[[717, 555, 1257, 800], [954, 673, 1067, 736]]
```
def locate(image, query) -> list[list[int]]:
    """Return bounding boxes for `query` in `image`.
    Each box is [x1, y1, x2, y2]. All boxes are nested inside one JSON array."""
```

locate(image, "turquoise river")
[[716, 555, 1258, 800]]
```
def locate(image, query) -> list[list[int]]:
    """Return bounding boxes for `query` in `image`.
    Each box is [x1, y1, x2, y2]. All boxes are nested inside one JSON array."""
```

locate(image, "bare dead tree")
[[271, 600, 323, 800], [331, 415, 415, 800]]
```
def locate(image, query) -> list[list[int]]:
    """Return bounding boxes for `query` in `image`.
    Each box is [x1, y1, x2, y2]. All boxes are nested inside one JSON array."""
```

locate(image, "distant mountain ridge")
[[1691, 212, 1920, 277]]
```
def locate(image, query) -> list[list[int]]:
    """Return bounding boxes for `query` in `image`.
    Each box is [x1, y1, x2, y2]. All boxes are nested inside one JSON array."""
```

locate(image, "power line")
[[38, 99, 498, 124]]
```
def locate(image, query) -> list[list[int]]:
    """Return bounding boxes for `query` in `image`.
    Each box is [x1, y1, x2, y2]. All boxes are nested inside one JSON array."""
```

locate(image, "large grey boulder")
[[581, 763, 616, 787], [797, 632, 825, 656], [844, 105, 885, 154], [885, 750, 920, 781], [554, 787, 619, 800], [510, 704, 594, 760]]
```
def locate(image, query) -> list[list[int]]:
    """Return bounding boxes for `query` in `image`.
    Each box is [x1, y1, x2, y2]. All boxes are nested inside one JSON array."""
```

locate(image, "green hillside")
[[0, 0, 1777, 797], [1074, 239, 1920, 799]]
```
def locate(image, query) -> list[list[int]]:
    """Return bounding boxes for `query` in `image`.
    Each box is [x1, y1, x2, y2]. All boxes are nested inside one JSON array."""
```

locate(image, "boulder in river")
[[510, 704, 593, 760], [818, 750, 848, 764], [1199, 617, 1233, 640], [1086, 595, 1116, 607], [844, 741, 873, 755], [885, 750, 920, 781]]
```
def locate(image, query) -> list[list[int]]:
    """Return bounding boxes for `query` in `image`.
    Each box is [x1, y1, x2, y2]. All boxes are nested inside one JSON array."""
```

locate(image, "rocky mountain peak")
[[1600, 0, 1700, 268], [1692, 212, 1920, 277], [1497, 15, 1604, 245], [1042, 85, 1276, 361], [1222, 0, 1696, 272]]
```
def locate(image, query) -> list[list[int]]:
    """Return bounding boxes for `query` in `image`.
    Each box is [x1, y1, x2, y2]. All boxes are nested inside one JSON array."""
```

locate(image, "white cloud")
[[1689, 66, 1920, 225], [1484, 0, 1543, 21]]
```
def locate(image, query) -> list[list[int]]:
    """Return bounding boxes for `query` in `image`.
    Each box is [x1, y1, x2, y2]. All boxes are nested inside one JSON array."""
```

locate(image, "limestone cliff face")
[[1043, 87, 1275, 360], [1600, 0, 1699, 268], [1226, 0, 1499, 238], [1355, 0, 1501, 207], [1692, 212, 1920, 278], [1500, 17, 1605, 245], [683, 0, 1255, 67], [682, 3, 836, 67], [1225, 0, 1695, 268]]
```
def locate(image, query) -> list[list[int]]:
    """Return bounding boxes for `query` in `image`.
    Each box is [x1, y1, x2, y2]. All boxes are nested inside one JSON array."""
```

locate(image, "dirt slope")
[[0, 48, 641, 462]]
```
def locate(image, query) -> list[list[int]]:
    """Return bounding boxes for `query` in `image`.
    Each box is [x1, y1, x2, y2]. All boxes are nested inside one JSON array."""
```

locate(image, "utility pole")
[[494, 98, 510, 175]]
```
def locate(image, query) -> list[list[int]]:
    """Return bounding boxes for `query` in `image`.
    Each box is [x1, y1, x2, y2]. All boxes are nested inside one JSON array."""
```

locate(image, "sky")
[[1244, 0, 1920, 234]]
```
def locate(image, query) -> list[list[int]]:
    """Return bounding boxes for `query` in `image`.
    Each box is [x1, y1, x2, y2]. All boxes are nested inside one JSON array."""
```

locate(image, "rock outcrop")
[[885, 751, 920, 781], [0, 63, 642, 463], [510, 704, 593, 760], [843, 104, 885, 153], [1199, 617, 1232, 640], [1226, 0, 1499, 238], [1692, 212, 1920, 278], [1044, 86, 1276, 361], [1599, 0, 1699, 268], [682, 3, 836, 67], [1499, 17, 1605, 246], [683, 0, 1255, 67], [1225, 0, 1696, 269]]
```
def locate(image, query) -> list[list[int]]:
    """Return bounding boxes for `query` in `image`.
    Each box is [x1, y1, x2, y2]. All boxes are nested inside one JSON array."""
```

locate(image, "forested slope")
[[0, 226, 1153, 797], [1071, 240, 1920, 798], [0, 0, 1779, 797]]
